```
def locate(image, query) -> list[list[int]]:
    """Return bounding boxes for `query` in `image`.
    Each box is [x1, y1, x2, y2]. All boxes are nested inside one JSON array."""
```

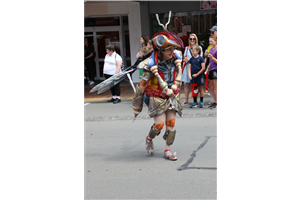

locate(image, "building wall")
[[140, 1, 202, 38], [140, 1, 151, 37], [85, 1, 142, 82], [148, 1, 201, 14], [128, 2, 142, 82]]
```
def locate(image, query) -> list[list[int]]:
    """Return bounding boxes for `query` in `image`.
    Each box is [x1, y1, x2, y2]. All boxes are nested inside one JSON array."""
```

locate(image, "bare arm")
[[203, 50, 209, 58], [193, 62, 206, 77], [136, 51, 143, 59], [85, 52, 93, 59], [205, 63, 210, 74], [115, 60, 122, 74], [208, 53, 217, 64], [188, 63, 192, 80]]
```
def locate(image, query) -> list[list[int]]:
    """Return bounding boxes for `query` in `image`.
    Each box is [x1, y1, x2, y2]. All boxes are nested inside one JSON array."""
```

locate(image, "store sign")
[[200, 1, 217, 10]]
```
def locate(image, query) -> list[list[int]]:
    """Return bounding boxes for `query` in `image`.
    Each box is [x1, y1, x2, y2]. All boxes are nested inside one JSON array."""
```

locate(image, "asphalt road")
[[84, 96, 217, 199]]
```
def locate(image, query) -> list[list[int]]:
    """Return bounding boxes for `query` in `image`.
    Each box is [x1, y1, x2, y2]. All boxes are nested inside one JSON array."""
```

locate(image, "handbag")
[[191, 77, 198, 97]]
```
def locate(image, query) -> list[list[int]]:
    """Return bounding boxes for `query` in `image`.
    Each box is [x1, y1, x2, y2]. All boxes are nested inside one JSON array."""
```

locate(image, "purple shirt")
[[209, 46, 217, 71]]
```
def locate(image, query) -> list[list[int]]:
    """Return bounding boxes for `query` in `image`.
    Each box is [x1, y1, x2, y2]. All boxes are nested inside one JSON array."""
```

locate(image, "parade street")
[[84, 95, 217, 200]]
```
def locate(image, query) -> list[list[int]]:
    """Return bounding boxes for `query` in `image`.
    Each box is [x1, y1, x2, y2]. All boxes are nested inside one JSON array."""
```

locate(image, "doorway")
[[84, 16, 130, 81]]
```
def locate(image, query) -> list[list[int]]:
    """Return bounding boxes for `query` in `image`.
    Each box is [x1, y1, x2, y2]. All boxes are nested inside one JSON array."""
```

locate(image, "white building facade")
[[85, 1, 142, 82]]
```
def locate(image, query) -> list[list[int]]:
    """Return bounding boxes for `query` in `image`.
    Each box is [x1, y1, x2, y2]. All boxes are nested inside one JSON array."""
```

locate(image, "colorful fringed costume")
[[132, 12, 184, 160]]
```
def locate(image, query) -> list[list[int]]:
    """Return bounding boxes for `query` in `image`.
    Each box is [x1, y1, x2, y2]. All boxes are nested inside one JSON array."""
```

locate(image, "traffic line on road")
[[84, 103, 90, 106]]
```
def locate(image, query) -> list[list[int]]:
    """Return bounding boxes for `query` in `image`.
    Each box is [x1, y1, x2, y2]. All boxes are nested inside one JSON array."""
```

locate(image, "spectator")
[[84, 37, 95, 85], [205, 35, 217, 109], [103, 45, 123, 104], [137, 47, 150, 79], [204, 25, 217, 104], [188, 45, 206, 108], [136, 35, 150, 59], [146, 40, 153, 52], [137, 46, 149, 59], [181, 33, 203, 105], [204, 26, 217, 58]]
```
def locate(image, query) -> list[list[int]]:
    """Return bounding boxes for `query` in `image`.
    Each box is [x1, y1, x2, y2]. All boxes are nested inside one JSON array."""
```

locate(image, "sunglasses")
[[211, 31, 214, 34], [189, 38, 196, 41]]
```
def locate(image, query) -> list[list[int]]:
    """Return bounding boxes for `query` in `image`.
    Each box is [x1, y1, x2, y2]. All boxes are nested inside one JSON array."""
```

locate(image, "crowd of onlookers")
[[182, 25, 217, 109], [84, 25, 217, 108]]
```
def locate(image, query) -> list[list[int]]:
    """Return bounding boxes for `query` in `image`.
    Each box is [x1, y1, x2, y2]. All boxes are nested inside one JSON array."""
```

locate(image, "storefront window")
[[150, 9, 217, 49]]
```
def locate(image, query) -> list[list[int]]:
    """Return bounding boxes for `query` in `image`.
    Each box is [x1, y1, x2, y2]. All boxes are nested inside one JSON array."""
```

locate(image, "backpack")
[[115, 53, 125, 71]]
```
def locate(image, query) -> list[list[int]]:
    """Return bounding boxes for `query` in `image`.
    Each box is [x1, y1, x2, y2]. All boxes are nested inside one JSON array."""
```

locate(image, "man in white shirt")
[[103, 45, 123, 104]]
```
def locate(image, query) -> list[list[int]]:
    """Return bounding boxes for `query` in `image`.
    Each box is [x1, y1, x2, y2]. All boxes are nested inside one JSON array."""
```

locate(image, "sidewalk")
[[84, 81, 211, 103]]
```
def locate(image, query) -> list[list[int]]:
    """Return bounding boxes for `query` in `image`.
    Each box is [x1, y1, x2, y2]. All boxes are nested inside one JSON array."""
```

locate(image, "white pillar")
[[128, 2, 142, 83]]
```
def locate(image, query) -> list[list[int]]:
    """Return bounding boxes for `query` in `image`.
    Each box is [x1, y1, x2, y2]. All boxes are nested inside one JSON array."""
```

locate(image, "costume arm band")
[[171, 59, 182, 92]]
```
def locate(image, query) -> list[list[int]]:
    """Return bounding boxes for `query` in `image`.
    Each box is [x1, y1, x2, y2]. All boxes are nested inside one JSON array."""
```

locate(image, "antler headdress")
[[156, 11, 172, 31], [151, 11, 184, 50]]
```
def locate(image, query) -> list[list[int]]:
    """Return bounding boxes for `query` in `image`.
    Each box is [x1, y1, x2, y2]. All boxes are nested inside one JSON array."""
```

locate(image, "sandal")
[[145, 136, 154, 155], [208, 101, 214, 105], [163, 149, 177, 161], [181, 101, 189, 106]]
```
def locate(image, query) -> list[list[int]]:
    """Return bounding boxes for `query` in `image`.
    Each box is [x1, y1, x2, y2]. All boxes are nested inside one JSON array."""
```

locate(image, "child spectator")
[[188, 45, 206, 108], [146, 40, 153, 52], [205, 35, 217, 109]]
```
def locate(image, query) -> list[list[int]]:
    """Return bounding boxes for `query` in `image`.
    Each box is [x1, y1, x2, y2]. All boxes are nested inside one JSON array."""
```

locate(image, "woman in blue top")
[[181, 33, 203, 105]]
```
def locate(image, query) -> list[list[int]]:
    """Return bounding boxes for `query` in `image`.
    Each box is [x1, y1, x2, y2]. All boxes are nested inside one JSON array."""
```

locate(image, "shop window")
[[96, 31, 120, 58], [150, 9, 217, 49]]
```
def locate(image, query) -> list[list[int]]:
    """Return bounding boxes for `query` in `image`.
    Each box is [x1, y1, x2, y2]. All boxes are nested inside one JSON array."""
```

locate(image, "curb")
[[84, 92, 212, 103]]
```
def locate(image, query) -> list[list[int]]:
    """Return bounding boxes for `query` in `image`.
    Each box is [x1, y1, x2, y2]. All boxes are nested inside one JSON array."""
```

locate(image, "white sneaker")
[[89, 81, 95, 85]]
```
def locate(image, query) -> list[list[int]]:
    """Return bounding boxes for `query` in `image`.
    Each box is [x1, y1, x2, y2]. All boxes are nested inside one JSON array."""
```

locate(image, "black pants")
[[104, 74, 121, 96], [85, 59, 95, 81]]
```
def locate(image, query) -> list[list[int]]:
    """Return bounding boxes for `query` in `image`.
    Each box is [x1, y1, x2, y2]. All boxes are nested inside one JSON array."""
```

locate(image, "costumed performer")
[[132, 12, 184, 161]]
